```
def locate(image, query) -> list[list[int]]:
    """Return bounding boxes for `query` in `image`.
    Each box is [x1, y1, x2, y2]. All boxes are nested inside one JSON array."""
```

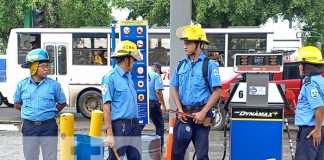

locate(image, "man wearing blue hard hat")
[[13, 48, 66, 160]]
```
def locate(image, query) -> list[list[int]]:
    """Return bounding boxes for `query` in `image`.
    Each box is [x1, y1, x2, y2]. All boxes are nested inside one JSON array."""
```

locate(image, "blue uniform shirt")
[[295, 75, 324, 126], [101, 65, 138, 120], [148, 70, 164, 101], [13, 77, 66, 121], [170, 52, 222, 106]]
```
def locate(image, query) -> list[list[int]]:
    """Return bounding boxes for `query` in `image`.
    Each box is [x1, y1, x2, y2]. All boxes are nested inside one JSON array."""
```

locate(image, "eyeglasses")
[[38, 64, 50, 70]]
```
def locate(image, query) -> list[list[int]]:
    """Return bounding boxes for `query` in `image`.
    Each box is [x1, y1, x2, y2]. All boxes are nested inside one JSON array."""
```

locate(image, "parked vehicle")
[[212, 61, 301, 130]]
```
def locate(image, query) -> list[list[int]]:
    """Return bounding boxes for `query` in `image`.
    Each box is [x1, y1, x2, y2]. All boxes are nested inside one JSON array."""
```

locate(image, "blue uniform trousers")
[[295, 126, 324, 160], [22, 118, 58, 160], [171, 109, 212, 160], [149, 100, 165, 150], [108, 119, 142, 160]]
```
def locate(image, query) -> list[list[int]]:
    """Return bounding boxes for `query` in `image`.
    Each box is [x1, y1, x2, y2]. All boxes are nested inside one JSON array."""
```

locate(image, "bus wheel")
[[78, 90, 102, 119], [211, 106, 226, 131]]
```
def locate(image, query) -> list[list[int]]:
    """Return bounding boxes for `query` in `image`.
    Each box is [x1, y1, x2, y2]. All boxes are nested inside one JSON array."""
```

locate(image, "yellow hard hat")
[[176, 25, 210, 44], [290, 46, 324, 64], [111, 40, 143, 61]]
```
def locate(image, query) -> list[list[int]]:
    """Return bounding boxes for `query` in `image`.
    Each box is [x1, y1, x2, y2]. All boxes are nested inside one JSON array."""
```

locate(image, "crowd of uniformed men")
[[11, 24, 324, 160]]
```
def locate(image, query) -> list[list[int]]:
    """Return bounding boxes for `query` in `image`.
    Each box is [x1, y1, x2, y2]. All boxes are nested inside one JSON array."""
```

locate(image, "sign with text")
[[120, 20, 149, 124]]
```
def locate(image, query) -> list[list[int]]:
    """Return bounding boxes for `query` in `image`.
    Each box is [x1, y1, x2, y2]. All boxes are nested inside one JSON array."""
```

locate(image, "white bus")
[[0, 27, 299, 128]]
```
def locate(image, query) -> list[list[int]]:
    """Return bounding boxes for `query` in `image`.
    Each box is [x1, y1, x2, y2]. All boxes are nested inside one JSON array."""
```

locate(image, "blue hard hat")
[[177, 122, 192, 142], [21, 49, 52, 68]]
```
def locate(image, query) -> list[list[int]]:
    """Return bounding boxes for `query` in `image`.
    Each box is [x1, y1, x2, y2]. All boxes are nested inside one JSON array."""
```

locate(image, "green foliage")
[[113, 0, 324, 46], [58, 0, 112, 27], [112, 0, 168, 26], [113, 0, 324, 31], [1, 0, 324, 52], [0, 0, 113, 53]]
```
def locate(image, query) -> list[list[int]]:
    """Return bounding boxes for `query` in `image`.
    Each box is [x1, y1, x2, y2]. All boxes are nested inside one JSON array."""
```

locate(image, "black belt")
[[23, 118, 56, 126], [183, 105, 205, 111], [112, 118, 138, 124]]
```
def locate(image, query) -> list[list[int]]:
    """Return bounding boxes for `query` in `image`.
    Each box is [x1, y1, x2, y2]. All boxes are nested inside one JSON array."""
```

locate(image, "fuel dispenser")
[[229, 53, 285, 160]]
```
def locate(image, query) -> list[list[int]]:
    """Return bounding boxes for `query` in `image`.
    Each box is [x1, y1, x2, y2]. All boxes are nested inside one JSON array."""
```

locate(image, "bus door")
[[44, 43, 69, 104]]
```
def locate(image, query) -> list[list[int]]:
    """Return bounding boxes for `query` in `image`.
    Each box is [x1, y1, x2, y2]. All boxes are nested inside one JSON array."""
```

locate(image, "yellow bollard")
[[60, 113, 74, 160], [89, 110, 104, 138]]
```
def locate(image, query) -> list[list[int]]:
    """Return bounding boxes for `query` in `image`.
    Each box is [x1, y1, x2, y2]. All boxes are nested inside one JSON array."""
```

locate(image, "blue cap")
[[177, 122, 192, 142], [153, 62, 163, 74]]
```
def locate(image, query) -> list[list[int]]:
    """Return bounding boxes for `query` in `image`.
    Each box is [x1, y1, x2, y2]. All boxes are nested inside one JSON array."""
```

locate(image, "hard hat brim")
[[20, 59, 52, 69], [111, 49, 143, 61], [180, 37, 210, 44], [176, 25, 210, 44]]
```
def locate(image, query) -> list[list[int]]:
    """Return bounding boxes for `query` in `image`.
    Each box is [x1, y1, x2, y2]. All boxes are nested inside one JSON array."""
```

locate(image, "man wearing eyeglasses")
[[13, 49, 66, 160]]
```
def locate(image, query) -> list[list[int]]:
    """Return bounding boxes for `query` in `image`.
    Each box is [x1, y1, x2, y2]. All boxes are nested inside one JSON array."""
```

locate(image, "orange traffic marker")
[[164, 117, 176, 160]]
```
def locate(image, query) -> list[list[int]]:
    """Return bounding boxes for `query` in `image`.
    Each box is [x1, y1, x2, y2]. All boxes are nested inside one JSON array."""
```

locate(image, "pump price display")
[[234, 54, 283, 73]]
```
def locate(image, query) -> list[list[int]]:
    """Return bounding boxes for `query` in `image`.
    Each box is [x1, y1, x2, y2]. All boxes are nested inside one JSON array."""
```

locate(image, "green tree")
[[0, 0, 30, 54], [0, 0, 113, 54], [113, 0, 324, 40]]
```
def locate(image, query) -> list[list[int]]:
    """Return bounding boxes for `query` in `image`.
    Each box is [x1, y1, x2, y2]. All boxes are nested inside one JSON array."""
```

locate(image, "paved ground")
[[0, 105, 298, 160]]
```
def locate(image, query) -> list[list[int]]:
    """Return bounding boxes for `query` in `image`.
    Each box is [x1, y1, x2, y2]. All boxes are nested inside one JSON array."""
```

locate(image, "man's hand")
[[103, 134, 115, 147], [192, 111, 206, 124], [307, 129, 322, 146], [161, 105, 167, 115], [178, 111, 187, 123]]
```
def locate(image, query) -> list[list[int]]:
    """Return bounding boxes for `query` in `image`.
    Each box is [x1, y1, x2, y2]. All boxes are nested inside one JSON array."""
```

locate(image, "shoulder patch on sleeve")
[[213, 69, 219, 77], [101, 85, 108, 94], [158, 76, 163, 83], [311, 88, 319, 99], [303, 77, 311, 86]]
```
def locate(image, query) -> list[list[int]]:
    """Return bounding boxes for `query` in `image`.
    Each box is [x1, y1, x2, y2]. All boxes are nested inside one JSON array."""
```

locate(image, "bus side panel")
[[41, 33, 72, 105], [5, 30, 30, 104]]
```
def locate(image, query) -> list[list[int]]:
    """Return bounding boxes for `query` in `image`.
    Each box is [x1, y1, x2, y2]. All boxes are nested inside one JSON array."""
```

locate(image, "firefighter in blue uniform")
[[291, 46, 324, 160], [13, 49, 66, 160], [149, 61, 167, 151], [170, 25, 222, 159], [102, 40, 143, 160]]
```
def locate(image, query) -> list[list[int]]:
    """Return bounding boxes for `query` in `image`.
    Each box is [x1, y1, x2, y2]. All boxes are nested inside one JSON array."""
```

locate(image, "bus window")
[[58, 45, 67, 75], [46, 45, 55, 75], [93, 46, 107, 65], [227, 34, 267, 66], [206, 51, 225, 67], [17, 34, 41, 64], [149, 34, 170, 66], [73, 34, 108, 65], [93, 38, 108, 65], [203, 34, 225, 50], [203, 34, 225, 67]]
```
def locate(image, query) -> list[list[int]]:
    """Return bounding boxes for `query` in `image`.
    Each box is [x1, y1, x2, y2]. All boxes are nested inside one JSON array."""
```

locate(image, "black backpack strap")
[[203, 57, 212, 93], [177, 59, 186, 73], [177, 58, 211, 93]]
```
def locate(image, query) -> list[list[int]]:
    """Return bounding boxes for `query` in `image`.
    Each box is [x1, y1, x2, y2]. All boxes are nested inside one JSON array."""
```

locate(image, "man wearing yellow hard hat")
[[101, 40, 143, 160], [170, 25, 222, 159], [291, 46, 324, 160]]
